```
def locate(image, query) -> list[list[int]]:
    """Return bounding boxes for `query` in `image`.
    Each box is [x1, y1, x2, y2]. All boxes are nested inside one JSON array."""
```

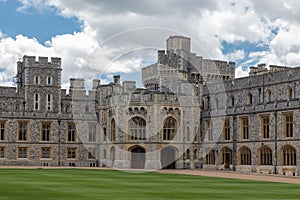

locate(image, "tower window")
[[47, 94, 52, 111], [34, 93, 39, 110], [34, 75, 40, 85], [47, 76, 52, 85]]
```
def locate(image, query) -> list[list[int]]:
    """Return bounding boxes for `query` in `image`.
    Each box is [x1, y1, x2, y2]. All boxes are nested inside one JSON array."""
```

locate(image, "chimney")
[[92, 79, 101, 89], [113, 75, 120, 85]]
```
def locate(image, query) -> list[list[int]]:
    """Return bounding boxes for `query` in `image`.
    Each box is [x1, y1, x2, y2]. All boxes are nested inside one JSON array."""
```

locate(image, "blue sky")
[[0, 1, 80, 43], [1, 0, 300, 88]]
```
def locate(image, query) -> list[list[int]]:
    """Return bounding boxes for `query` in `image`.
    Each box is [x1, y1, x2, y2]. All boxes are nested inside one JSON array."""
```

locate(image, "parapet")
[[69, 78, 85, 90], [270, 65, 290, 72], [123, 81, 136, 93], [22, 55, 61, 68], [249, 64, 290, 76]]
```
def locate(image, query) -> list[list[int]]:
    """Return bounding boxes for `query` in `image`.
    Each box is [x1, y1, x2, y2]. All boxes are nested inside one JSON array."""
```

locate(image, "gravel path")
[[158, 169, 300, 184]]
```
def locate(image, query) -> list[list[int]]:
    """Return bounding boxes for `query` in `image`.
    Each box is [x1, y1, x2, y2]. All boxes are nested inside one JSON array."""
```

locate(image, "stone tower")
[[15, 55, 62, 113]]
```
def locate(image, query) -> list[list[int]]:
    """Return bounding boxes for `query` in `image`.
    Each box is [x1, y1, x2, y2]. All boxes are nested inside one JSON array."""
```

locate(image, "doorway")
[[161, 147, 176, 169], [131, 146, 145, 169]]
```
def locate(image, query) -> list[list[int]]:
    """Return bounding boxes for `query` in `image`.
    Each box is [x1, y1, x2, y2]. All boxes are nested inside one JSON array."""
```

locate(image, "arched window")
[[247, 93, 252, 105], [282, 146, 296, 166], [111, 119, 116, 141], [47, 75, 52, 85], [185, 149, 190, 160], [15, 103, 21, 111], [266, 90, 272, 102], [129, 117, 146, 140], [205, 149, 215, 165], [34, 75, 40, 85], [239, 147, 251, 165], [163, 117, 176, 140], [46, 94, 52, 111], [220, 147, 232, 166], [194, 149, 198, 160], [259, 146, 272, 165], [65, 105, 71, 113], [34, 93, 39, 110]]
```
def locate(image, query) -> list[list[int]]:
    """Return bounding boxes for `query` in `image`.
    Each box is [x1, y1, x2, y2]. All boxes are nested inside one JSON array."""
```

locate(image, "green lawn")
[[0, 169, 299, 200]]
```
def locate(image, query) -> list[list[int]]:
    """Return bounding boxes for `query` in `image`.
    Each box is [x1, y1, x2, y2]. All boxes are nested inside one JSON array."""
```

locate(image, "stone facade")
[[0, 36, 299, 176]]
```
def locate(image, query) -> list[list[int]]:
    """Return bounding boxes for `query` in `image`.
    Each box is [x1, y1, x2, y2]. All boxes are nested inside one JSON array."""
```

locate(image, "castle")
[[0, 36, 299, 176]]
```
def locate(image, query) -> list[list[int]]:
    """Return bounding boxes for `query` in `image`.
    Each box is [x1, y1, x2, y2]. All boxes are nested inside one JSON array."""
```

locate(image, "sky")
[[1, 0, 300, 89]]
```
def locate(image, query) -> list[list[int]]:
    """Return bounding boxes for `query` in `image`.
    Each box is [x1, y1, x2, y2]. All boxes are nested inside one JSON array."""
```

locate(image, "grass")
[[0, 169, 299, 200]]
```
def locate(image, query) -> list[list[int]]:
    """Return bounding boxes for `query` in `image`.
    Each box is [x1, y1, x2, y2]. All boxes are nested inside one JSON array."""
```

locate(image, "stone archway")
[[130, 146, 146, 169], [161, 147, 177, 169]]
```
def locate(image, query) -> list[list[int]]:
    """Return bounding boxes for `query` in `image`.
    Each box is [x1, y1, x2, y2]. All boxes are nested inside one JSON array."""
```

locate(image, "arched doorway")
[[220, 147, 232, 169], [130, 146, 146, 169], [161, 147, 176, 169]]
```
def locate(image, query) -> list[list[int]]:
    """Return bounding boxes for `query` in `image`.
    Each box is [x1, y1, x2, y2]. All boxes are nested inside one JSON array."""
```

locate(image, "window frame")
[[260, 115, 270, 139], [240, 117, 249, 140], [18, 147, 28, 159], [0, 147, 5, 159], [41, 122, 51, 142], [46, 75, 53, 85], [0, 122, 5, 141], [282, 146, 297, 166], [223, 118, 231, 141], [283, 112, 293, 138], [205, 120, 213, 142], [41, 147, 51, 159], [34, 93, 40, 111], [129, 117, 146, 141], [67, 148, 77, 159], [46, 93, 52, 111], [205, 149, 215, 165], [162, 117, 177, 141], [239, 147, 252, 165], [259, 146, 272, 165], [18, 121, 28, 141], [67, 123, 77, 142], [88, 123, 97, 142], [34, 75, 40, 85]]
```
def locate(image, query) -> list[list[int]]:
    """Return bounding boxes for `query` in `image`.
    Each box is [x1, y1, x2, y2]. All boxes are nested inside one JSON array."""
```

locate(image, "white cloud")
[[4, 0, 300, 89], [235, 66, 249, 78], [225, 50, 245, 61]]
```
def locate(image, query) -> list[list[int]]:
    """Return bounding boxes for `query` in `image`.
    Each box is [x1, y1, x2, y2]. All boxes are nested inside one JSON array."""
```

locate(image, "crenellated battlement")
[[22, 55, 61, 68], [249, 63, 291, 76]]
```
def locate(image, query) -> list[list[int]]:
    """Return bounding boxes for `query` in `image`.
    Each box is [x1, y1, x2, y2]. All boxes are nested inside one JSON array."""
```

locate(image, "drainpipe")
[[232, 115, 237, 171], [274, 111, 277, 174], [58, 119, 61, 166]]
